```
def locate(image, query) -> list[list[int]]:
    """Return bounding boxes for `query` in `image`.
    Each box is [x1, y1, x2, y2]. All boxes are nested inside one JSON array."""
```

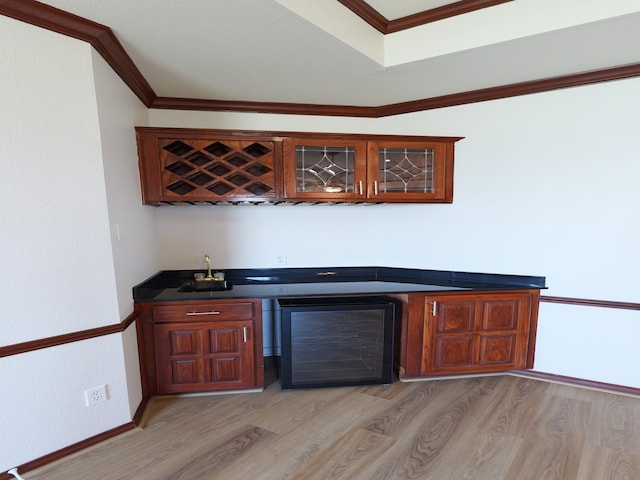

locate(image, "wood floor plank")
[[248, 386, 352, 434], [577, 446, 640, 480], [358, 379, 445, 436], [214, 388, 390, 479], [504, 393, 592, 480], [157, 424, 277, 480], [290, 428, 396, 480], [428, 376, 547, 479], [590, 392, 640, 450], [470, 375, 550, 436], [23, 371, 640, 480], [363, 376, 501, 479]]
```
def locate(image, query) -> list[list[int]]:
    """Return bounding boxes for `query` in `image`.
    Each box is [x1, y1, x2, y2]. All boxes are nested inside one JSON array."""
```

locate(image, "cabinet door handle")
[[186, 311, 221, 316], [243, 326, 248, 342], [374, 181, 379, 195], [358, 181, 363, 195], [432, 301, 437, 316]]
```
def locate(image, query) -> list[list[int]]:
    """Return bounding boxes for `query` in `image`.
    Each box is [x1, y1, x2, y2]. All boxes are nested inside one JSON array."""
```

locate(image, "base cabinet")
[[400, 290, 539, 378], [136, 299, 264, 395], [154, 320, 257, 393]]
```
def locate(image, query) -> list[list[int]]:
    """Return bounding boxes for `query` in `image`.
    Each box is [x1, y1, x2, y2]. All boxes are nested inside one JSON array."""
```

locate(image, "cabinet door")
[[476, 295, 531, 369], [430, 297, 476, 371], [139, 133, 277, 203], [283, 138, 368, 201], [154, 320, 256, 393], [419, 292, 532, 376], [367, 140, 454, 202]]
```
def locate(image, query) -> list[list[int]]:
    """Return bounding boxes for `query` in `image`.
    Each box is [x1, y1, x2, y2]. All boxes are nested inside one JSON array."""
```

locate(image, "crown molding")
[[338, 0, 513, 34], [377, 63, 640, 117], [150, 96, 378, 117], [336, 0, 387, 33], [2, 0, 640, 118], [388, 0, 513, 33]]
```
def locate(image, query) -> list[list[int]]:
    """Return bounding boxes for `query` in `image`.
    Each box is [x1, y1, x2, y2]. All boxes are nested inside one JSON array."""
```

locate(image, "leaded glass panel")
[[378, 148, 435, 193], [295, 146, 355, 193]]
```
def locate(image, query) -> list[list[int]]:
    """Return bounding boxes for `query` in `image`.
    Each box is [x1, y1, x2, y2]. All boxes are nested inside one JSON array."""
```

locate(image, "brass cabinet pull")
[[186, 311, 221, 316], [243, 326, 248, 342], [374, 181, 379, 195], [358, 181, 363, 195], [432, 301, 437, 316]]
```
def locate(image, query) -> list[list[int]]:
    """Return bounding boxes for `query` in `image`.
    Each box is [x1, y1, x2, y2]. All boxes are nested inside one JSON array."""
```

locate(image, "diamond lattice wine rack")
[[158, 138, 276, 203]]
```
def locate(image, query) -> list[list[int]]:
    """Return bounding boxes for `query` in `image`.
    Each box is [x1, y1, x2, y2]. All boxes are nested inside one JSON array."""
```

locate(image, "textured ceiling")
[[26, 1, 640, 109]]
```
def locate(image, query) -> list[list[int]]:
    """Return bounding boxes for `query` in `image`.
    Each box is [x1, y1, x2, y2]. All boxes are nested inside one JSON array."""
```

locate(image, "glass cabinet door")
[[283, 139, 367, 200], [367, 140, 453, 202]]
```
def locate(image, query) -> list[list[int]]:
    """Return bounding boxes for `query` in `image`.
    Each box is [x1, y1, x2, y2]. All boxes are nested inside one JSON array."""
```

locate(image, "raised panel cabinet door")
[[282, 138, 368, 201], [205, 321, 256, 388], [366, 140, 454, 203], [417, 292, 535, 376], [154, 323, 206, 393], [154, 321, 256, 393], [476, 294, 532, 369], [421, 295, 478, 375]]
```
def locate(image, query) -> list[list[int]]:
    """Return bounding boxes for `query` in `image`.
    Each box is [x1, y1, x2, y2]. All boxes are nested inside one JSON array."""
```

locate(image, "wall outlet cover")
[[84, 385, 108, 406]]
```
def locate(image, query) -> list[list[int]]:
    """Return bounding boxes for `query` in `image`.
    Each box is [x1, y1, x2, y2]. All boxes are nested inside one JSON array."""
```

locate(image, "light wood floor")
[[25, 367, 640, 480]]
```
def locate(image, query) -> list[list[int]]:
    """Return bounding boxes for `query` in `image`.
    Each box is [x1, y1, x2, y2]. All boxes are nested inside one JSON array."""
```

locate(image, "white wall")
[[92, 51, 157, 321], [91, 50, 159, 417], [0, 19, 117, 345], [535, 302, 640, 385], [0, 17, 158, 471], [149, 77, 640, 387], [1, 336, 133, 469]]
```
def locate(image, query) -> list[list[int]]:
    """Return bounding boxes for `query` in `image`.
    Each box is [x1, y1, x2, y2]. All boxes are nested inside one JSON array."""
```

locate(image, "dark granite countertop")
[[133, 267, 546, 302]]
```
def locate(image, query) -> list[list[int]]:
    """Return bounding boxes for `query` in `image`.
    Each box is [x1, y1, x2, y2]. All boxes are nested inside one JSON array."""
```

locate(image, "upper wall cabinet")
[[136, 128, 278, 204], [283, 138, 455, 202], [136, 128, 463, 205]]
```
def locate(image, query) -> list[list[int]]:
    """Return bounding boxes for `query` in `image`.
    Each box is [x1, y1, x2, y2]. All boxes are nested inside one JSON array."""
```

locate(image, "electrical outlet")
[[84, 385, 108, 406], [275, 254, 287, 265]]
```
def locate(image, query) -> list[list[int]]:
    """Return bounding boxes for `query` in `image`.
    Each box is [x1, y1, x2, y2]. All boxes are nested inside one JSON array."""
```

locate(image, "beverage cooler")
[[278, 297, 395, 389]]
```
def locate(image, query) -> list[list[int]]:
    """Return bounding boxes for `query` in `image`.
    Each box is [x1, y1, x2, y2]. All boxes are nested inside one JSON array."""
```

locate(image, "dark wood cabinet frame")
[[136, 127, 463, 205]]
